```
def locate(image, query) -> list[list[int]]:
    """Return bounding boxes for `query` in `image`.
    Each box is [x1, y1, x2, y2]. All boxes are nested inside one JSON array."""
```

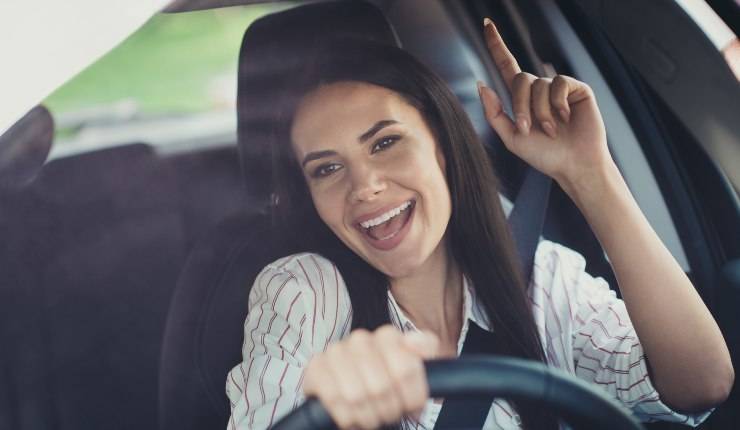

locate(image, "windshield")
[[44, 5, 285, 159]]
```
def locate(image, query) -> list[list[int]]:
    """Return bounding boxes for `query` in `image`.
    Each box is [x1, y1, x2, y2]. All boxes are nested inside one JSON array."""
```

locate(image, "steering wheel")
[[270, 356, 645, 430]]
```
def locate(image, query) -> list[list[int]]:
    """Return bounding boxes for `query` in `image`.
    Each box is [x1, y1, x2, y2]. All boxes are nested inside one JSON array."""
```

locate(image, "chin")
[[366, 247, 431, 279]]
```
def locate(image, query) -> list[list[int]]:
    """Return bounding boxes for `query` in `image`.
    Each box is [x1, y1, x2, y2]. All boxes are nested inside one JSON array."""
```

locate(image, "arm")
[[478, 18, 733, 412], [559, 162, 733, 412], [226, 265, 317, 430]]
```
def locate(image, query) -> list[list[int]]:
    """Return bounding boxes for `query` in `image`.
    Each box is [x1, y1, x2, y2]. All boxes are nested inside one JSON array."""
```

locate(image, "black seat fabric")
[[158, 2, 400, 429], [158, 212, 283, 429], [1, 143, 186, 430]]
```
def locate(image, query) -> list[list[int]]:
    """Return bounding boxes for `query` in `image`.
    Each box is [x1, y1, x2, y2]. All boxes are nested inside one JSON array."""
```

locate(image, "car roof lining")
[[163, 0, 298, 13]]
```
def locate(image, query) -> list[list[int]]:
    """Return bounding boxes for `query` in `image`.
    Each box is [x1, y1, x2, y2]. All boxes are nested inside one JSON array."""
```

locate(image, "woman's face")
[[291, 81, 452, 278]]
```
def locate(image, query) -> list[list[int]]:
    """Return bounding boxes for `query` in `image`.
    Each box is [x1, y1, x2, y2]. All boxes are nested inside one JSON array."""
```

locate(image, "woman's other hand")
[[302, 325, 439, 429], [477, 18, 612, 192]]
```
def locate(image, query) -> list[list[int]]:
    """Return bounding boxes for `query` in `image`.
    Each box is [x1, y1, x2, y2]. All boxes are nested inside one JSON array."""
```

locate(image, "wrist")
[[556, 160, 625, 209]]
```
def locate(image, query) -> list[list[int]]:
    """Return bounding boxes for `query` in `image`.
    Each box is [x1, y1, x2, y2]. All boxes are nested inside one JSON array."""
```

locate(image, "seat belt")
[[508, 168, 552, 285], [433, 168, 551, 429], [432, 321, 503, 429]]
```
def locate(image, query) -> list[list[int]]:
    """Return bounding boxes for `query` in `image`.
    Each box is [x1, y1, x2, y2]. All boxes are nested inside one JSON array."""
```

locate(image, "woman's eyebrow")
[[301, 120, 399, 168], [301, 150, 337, 168], [358, 120, 399, 143]]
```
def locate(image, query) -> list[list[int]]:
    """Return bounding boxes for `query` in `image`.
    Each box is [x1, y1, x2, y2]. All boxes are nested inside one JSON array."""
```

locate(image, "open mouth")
[[356, 199, 416, 248]]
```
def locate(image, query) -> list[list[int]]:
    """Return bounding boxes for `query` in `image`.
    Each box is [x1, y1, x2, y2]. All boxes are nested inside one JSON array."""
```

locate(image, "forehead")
[[290, 81, 422, 153]]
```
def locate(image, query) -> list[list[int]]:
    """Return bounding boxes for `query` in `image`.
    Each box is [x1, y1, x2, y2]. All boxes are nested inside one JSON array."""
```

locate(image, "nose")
[[348, 164, 386, 203]]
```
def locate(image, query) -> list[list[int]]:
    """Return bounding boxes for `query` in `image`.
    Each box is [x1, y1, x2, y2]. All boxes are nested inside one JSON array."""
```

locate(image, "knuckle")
[[365, 384, 385, 401], [349, 329, 371, 345], [532, 77, 549, 90], [396, 359, 423, 384], [351, 328, 371, 339], [512, 72, 526, 87], [375, 324, 400, 340], [343, 389, 365, 408], [513, 72, 535, 86], [495, 56, 514, 71], [552, 74, 568, 86]]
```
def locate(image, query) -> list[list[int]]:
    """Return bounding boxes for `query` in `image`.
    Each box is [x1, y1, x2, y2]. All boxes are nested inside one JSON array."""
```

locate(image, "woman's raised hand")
[[478, 18, 613, 191], [302, 325, 439, 429]]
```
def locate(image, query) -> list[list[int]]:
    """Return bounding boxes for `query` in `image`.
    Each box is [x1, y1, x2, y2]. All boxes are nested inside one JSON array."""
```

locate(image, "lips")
[[353, 199, 416, 251]]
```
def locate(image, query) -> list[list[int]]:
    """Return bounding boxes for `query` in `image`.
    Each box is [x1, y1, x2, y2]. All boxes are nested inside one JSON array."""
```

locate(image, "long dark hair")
[[270, 39, 557, 430]]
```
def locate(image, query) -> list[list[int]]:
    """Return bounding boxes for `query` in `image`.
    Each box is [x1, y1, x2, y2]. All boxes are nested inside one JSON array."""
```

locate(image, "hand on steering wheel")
[[301, 325, 439, 429], [274, 356, 646, 430]]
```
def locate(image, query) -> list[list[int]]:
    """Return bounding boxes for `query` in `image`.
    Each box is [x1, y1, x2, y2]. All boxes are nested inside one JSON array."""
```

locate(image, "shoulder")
[[532, 239, 588, 280], [529, 240, 614, 333], [251, 253, 352, 328], [530, 240, 586, 298], [529, 238, 616, 322], [259, 252, 341, 287]]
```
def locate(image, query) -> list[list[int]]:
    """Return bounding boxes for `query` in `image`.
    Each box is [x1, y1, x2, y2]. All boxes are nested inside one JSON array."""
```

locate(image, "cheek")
[[309, 184, 347, 231], [400, 145, 450, 197]]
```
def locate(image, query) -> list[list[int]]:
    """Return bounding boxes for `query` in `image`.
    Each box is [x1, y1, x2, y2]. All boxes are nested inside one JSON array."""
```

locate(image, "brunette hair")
[[270, 39, 557, 430]]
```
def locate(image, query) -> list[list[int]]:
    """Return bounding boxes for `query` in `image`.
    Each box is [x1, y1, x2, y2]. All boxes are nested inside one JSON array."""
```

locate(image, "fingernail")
[[478, 82, 501, 118], [516, 116, 530, 135], [483, 17, 493, 29], [542, 121, 557, 138], [559, 108, 570, 123]]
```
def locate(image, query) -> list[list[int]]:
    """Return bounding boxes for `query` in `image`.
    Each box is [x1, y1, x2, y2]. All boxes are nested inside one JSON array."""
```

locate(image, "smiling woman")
[[232, 37, 554, 430], [224, 27, 731, 430]]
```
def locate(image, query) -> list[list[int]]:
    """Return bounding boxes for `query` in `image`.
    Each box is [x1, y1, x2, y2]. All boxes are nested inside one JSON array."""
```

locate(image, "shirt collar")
[[386, 275, 493, 335]]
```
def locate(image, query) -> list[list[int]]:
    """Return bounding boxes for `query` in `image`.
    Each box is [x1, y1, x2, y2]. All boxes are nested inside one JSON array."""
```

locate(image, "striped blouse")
[[225, 240, 714, 429]]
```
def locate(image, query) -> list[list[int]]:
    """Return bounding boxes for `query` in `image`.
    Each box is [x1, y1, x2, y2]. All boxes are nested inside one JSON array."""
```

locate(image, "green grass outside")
[[44, 5, 282, 116]]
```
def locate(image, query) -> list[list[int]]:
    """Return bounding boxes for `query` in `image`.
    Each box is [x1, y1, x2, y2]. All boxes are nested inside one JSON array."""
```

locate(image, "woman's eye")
[[312, 163, 342, 178], [371, 135, 400, 154]]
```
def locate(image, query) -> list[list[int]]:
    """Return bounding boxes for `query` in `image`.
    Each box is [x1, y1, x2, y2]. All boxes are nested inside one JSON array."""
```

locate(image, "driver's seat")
[[157, 2, 400, 429]]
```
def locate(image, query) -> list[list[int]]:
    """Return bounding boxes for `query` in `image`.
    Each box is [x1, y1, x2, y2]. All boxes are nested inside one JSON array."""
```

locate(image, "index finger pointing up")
[[484, 18, 522, 90]]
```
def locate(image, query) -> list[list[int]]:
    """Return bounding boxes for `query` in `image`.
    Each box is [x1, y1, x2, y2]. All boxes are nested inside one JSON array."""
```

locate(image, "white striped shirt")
[[226, 240, 714, 429]]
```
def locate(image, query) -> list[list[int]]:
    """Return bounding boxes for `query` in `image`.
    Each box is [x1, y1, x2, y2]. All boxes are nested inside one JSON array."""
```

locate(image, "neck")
[[389, 243, 464, 352]]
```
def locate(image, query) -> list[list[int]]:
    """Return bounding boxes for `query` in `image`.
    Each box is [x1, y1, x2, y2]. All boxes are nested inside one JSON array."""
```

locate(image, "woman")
[[226, 19, 733, 429]]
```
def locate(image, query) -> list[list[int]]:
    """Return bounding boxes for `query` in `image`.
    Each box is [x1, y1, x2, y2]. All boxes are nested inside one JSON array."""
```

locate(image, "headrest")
[[236, 0, 399, 207]]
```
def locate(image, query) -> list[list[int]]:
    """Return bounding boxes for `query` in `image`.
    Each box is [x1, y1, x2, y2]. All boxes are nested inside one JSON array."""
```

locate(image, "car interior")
[[0, 0, 737, 429]]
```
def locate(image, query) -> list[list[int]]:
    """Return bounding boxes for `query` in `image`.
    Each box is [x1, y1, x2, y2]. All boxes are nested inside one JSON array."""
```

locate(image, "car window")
[[43, 4, 287, 160]]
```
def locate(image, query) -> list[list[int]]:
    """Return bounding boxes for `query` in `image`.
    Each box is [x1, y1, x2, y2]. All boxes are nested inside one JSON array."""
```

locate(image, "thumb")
[[403, 330, 440, 360], [477, 81, 515, 144]]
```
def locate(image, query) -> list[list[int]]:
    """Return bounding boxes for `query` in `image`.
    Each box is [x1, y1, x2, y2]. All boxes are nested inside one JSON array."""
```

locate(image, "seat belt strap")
[[432, 322, 503, 429], [508, 168, 552, 285]]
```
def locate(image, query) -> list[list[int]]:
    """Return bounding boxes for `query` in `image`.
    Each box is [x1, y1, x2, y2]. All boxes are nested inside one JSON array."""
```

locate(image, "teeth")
[[360, 200, 412, 229]]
